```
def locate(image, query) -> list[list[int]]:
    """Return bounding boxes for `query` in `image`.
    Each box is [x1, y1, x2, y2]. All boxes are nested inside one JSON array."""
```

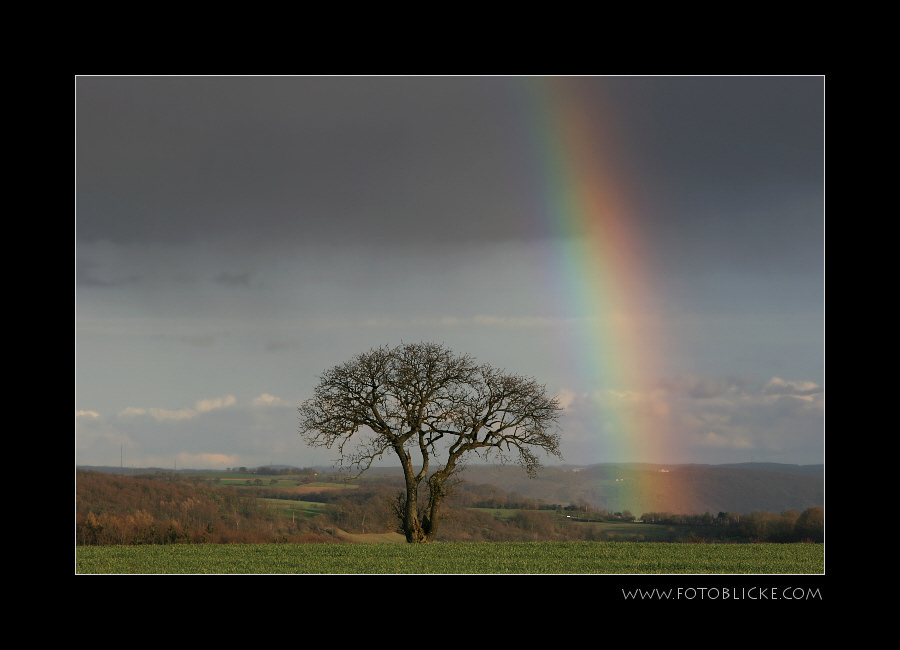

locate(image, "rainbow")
[[513, 77, 689, 513]]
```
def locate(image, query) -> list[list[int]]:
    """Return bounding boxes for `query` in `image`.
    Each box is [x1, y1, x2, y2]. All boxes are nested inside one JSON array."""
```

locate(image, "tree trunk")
[[404, 489, 427, 543], [399, 450, 428, 543], [421, 464, 454, 542], [422, 493, 444, 542]]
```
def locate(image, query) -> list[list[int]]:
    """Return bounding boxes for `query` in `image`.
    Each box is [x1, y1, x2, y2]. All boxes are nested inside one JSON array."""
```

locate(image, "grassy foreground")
[[76, 541, 824, 574]]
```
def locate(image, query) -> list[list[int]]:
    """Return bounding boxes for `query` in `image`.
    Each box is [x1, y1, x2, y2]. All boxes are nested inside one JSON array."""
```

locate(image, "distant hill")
[[703, 462, 824, 477], [452, 463, 824, 515], [77, 466, 183, 475], [75, 465, 305, 475], [76, 462, 824, 516]]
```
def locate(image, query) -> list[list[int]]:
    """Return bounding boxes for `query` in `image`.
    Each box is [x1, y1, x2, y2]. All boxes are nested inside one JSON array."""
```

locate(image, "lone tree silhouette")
[[298, 342, 564, 543]]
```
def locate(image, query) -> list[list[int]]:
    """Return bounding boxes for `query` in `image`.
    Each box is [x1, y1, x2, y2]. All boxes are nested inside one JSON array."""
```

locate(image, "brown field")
[[267, 485, 349, 495]]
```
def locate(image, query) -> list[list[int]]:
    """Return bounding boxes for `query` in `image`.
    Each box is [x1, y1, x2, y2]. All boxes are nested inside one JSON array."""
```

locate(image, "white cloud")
[[252, 393, 287, 407], [555, 388, 577, 410], [149, 407, 195, 420], [195, 395, 237, 412], [118, 395, 237, 421], [117, 406, 146, 417], [175, 452, 240, 468], [119, 406, 195, 421], [764, 376, 823, 398]]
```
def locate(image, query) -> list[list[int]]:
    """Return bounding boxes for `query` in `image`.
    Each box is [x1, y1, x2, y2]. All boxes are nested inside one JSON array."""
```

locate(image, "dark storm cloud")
[[76, 75, 824, 270], [588, 76, 823, 191], [76, 76, 527, 249], [586, 76, 824, 278], [214, 271, 252, 286]]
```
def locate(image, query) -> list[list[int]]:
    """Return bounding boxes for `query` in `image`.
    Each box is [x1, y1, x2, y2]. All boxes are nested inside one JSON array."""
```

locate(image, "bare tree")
[[298, 342, 564, 543]]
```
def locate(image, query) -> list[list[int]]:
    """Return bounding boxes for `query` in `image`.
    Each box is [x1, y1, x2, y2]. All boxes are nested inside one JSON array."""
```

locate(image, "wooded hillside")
[[75, 470, 337, 545]]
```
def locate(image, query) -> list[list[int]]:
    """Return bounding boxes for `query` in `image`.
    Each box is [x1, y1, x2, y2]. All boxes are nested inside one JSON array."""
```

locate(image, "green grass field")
[[76, 541, 824, 574]]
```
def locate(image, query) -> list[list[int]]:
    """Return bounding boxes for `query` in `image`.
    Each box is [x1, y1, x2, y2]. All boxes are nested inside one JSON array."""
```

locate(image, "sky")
[[75, 75, 824, 471]]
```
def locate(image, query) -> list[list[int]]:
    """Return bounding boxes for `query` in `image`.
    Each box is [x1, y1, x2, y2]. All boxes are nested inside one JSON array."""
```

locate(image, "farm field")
[[76, 541, 824, 574]]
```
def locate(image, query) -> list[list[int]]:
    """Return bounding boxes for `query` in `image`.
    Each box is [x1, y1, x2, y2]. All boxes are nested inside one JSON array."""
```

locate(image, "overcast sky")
[[75, 75, 824, 470]]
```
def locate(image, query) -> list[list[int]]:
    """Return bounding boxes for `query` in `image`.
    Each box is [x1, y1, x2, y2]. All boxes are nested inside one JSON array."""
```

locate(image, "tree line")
[[641, 508, 824, 543]]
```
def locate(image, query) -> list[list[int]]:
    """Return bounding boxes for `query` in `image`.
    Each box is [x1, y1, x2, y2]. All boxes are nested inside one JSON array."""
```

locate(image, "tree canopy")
[[298, 342, 564, 542]]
